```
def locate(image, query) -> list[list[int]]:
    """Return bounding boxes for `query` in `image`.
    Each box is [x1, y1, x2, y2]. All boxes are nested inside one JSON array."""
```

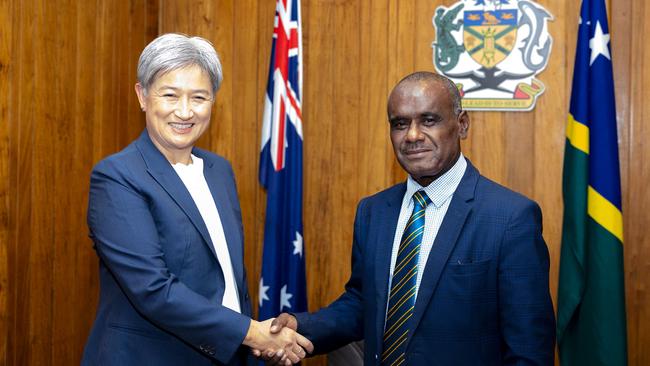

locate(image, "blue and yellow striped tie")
[[381, 190, 430, 366]]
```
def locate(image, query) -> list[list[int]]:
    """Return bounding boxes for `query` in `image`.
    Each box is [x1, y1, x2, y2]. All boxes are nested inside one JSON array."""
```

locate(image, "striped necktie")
[[381, 190, 431, 366]]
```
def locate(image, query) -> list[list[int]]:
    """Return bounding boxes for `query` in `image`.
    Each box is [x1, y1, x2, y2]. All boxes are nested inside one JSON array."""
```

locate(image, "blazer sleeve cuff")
[[196, 312, 251, 364]]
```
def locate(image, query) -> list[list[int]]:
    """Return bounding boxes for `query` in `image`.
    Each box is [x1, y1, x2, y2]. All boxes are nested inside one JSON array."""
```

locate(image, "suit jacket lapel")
[[135, 131, 218, 261], [199, 153, 245, 293], [373, 184, 406, 355], [405, 162, 479, 348]]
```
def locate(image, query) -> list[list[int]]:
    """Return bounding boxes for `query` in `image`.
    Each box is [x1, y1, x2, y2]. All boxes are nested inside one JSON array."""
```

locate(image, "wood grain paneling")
[[613, 1, 650, 364], [1, 1, 649, 365], [0, 0, 12, 363], [0, 0, 158, 364]]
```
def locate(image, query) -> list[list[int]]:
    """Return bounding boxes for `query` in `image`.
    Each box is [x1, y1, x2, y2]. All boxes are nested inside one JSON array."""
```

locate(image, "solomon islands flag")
[[557, 0, 627, 365]]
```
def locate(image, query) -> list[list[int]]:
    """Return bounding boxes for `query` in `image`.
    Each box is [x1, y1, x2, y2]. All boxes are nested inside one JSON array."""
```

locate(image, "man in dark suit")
[[264, 72, 555, 365]]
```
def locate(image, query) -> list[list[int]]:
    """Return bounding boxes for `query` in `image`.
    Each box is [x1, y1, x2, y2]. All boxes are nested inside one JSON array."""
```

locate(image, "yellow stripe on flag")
[[587, 185, 624, 242], [566, 114, 590, 154]]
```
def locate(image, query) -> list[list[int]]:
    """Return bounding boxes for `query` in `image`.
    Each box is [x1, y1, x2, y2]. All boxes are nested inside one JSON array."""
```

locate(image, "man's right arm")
[[266, 199, 371, 355]]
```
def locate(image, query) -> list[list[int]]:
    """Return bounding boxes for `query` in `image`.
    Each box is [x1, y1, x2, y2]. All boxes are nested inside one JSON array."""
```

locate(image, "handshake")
[[244, 313, 313, 365]]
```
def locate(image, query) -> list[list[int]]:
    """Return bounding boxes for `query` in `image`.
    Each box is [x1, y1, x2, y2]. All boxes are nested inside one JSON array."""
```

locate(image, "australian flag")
[[258, 0, 307, 321]]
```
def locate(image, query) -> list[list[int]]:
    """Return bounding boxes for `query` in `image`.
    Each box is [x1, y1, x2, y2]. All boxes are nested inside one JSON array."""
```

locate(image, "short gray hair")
[[137, 33, 223, 94], [396, 71, 463, 116]]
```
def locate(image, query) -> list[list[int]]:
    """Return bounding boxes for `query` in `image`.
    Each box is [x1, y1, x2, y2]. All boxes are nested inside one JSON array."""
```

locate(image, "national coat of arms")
[[433, 0, 553, 111]]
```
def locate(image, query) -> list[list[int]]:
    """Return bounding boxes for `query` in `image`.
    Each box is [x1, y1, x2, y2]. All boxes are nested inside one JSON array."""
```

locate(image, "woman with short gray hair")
[[82, 33, 312, 366], [137, 33, 223, 94]]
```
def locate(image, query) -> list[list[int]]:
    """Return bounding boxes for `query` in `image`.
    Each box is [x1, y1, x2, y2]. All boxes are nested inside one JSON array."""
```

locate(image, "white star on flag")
[[292, 231, 303, 257], [280, 285, 293, 310], [259, 278, 270, 307], [589, 21, 611, 66]]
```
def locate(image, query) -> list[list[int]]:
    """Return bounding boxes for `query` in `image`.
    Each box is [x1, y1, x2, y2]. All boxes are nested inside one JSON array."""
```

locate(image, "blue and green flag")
[[557, 0, 627, 365]]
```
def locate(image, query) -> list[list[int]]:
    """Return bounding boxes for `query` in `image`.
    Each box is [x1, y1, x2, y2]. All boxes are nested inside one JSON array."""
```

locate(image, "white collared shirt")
[[387, 154, 467, 300], [172, 155, 241, 313]]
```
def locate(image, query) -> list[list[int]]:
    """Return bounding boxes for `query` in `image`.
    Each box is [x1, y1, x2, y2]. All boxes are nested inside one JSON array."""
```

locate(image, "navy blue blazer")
[[295, 162, 555, 365], [82, 131, 253, 365]]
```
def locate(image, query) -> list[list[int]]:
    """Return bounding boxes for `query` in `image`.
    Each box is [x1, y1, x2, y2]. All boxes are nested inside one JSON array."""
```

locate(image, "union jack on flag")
[[258, 0, 307, 321]]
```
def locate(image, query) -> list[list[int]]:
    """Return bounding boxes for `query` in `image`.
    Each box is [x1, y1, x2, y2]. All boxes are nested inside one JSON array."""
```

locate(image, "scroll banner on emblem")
[[433, 0, 554, 111]]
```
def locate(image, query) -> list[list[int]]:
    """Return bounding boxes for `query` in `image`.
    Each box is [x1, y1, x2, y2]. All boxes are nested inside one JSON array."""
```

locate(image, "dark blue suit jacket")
[[295, 162, 555, 365], [82, 131, 253, 365]]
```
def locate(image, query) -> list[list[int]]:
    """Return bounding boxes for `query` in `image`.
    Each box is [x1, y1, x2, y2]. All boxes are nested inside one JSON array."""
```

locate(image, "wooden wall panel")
[[1, 1, 650, 365], [0, 0, 158, 364], [302, 0, 338, 308], [356, 0, 392, 196], [0, 0, 11, 364], [230, 0, 264, 304], [614, 1, 650, 364], [533, 0, 572, 303]]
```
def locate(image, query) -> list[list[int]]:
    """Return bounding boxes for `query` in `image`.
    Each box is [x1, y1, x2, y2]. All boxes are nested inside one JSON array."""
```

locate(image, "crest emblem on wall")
[[433, 0, 553, 111]]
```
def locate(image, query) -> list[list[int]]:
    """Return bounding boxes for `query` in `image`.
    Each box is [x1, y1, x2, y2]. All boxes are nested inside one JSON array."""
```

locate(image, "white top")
[[172, 155, 241, 313], [388, 154, 467, 300]]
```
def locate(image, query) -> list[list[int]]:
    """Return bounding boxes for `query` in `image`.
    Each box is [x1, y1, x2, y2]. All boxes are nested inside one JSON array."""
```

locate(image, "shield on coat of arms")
[[463, 10, 518, 68]]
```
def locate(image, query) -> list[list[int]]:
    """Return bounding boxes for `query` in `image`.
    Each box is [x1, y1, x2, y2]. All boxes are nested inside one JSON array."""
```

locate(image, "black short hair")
[[395, 71, 462, 116]]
